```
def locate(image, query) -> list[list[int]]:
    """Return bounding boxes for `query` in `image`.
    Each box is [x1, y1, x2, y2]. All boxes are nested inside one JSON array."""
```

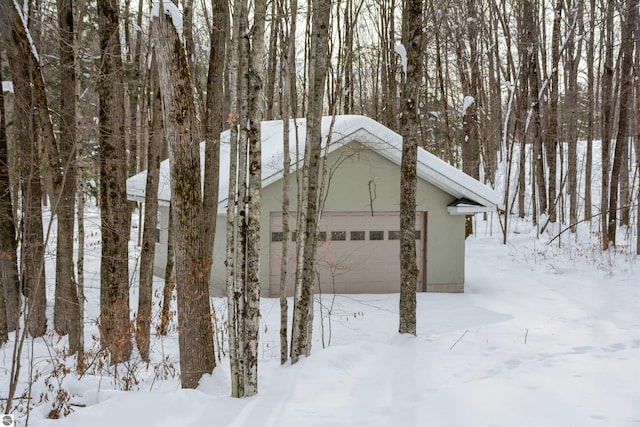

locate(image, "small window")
[[318, 231, 327, 241], [291, 231, 297, 241], [156, 228, 161, 243], [272, 231, 284, 242], [370, 230, 384, 240], [415, 230, 421, 240], [331, 231, 346, 241], [350, 231, 365, 241], [388, 231, 401, 240]]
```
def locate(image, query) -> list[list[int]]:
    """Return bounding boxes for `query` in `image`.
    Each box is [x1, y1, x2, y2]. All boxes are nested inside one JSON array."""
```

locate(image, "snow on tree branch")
[[12, 0, 40, 62], [461, 95, 475, 115], [151, 0, 184, 44], [395, 43, 407, 77]]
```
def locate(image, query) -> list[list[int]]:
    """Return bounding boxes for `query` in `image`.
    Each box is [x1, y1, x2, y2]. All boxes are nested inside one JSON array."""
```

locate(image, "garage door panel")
[[269, 211, 424, 296]]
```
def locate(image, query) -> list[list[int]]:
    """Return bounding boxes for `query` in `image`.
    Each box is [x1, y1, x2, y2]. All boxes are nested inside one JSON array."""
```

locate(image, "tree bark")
[[54, 0, 81, 353], [242, 0, 266, 397], [278, 0, 298, 366], [600, 0, 614, 248], [290, 0, 332, 363], [98, 0, 132, 363], [159, 205, 175, 336], [136, 58, 162, 362], [152, 3, 216, 388], [584, 0, 596, 220], [398, 0, 422, 336], [0, 56, 18, 342], [0, 50, 20, 336], [606, 0, 636, 246], [547, 0, 562, 225], [8, 34, 47, 338], [566, 0, 583, 231], [202, 0, 227, 289]]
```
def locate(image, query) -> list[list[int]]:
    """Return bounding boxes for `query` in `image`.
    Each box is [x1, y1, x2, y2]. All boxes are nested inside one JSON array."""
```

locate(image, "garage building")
[[126, 115, 498, 296]]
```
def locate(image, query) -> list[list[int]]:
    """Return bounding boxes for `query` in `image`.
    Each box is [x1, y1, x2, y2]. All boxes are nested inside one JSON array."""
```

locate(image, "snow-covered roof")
[[126, 115, 499, 214]]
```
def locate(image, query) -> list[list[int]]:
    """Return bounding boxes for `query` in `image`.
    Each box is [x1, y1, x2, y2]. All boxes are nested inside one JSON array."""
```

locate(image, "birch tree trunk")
[[290, 0, 332, 364], [226, 0, 243, 397], [225, 0, 265, 397], [152, 3, 215, 388], [243, 0, 266, 396], [278, 0, 298, 365]]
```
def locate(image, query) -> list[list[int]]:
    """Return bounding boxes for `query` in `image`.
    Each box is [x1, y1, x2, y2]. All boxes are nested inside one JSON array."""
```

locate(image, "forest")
[[0, 0, 638, 423]]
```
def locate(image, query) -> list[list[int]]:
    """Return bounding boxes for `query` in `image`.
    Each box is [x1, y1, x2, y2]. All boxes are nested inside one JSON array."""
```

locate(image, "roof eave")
[[447, 205, 496, 215]]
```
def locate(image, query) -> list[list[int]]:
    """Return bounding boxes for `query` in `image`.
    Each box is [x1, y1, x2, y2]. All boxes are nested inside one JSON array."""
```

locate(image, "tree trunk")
[[226, 0, 243, 397], [398, 0, 422, 336], [607, 0, 636, 246], [278, 0, 298, 366], [9, 39, 47, 338], [566, 0, 583, 231], [584, 0, 596, 220], [202, 0, 227, 289], [136, 58, 162, 362], [242, 0, 266, 397], [290, 0, 332, 364], [264, 0, 278, 120], [159, 206, 175, 336], [54, 0, 81, 353], [0, 53, 20, 336], [98, 0, 132, 363], [0, 58, 18, 342], [547, 0, 561, 225], [152, 3, 215, 388], [600, 0, 614, 248]]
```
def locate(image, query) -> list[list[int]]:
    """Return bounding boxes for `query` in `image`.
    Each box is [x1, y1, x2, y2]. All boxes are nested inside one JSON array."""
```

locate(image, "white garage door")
[[269, 211, 426, 296]]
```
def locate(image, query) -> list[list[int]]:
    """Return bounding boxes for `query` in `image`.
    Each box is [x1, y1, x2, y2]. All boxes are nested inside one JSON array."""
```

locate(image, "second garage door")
[[269, 211, 426, 296]]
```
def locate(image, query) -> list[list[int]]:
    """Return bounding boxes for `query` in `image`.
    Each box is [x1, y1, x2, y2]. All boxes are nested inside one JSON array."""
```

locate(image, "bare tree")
[[202, 0, 228, 289], [600, 0, 615, 248], [225, 0, 266, 397], [98, 0, 132, 363], [0, 49, 20, 337], [583, 0, 596, 220], [53, 0, 82, 354], [398, 0, 422, 336], [290, 0, 332, 363], [565, 0, 584, 231], [547, 0, 562, 225], [0, 56, 17, 343], [152, 1, 215, 388], [278, 0, 298, 366], [607, 0, 637, 246], [136, 57, 162, 362], [7, 3, 47, 338]]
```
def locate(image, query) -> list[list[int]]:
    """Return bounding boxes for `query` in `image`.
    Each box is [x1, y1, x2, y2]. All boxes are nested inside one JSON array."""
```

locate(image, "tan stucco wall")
[[153, 140, 466, 295]]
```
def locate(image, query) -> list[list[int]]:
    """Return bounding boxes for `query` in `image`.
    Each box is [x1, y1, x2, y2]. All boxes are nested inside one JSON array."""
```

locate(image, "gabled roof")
[[126, 115, 499, 214]]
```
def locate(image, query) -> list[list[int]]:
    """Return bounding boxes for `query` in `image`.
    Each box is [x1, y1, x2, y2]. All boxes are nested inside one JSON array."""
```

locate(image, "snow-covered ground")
[[2, 211, 638, 427]]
